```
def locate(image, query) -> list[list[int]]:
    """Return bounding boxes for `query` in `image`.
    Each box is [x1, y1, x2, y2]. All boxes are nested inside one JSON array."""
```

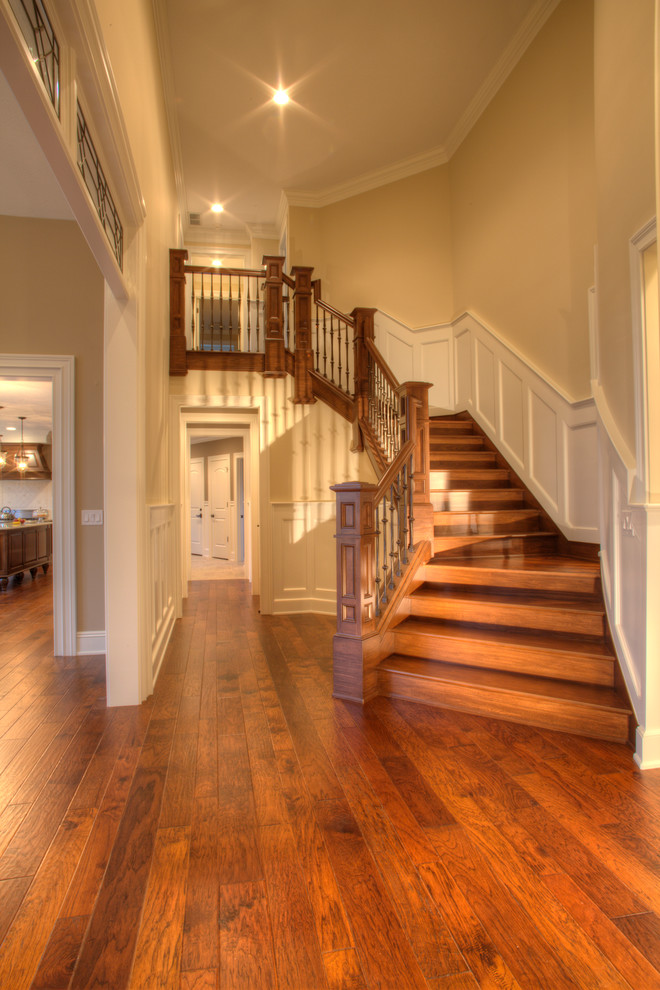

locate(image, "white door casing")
[[190, 457, 203, 555]]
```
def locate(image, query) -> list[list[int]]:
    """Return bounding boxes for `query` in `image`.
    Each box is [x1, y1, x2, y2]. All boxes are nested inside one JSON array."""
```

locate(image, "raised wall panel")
[[567, 422, 599, 530], [271, 501, 336, 613], [475, 339, 496, 431], [530, 391, 558, 507], [455, 329, 472, 409], [421, 339, 451, 410], [387, 333, 414, 383], [499, 364, 525, 467]]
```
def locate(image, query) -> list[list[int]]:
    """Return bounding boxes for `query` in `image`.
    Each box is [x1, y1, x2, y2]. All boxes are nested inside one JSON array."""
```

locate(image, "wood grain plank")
[[179, 970, 216, 990], [30, 915, 89, 989], [614, 912, 660, 971], [258, 823, 328, 990], [218, 881, 278, 990], [180, 797, 219, 972], [545, 871, 660, 990], [129, 825, 190, 989], [0, 808, 94, 990], [322, 948, 368, 990]]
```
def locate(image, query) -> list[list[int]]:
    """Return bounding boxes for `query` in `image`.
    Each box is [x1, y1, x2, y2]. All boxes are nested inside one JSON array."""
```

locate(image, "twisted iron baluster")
[[323, 311, 328, 377], [389, 484, 396, 588], [190, 272, 196, 349], [374, 504, 381, 618], [337, 320, 343, 394], [210, 272, 215, 352], [315, 304, 320, 371], [200, 273, 206, 350], [330, 315, 335, 385], [381, 494, 389, 606], [247, 275, 252, 352], [408, 453, 415, 552], [401, 463, 409, 566], [238, 276, 243, 351]]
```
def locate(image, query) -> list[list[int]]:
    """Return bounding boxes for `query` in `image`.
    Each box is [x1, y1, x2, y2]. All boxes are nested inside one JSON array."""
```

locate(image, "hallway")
[[0, 575, 659, 988]]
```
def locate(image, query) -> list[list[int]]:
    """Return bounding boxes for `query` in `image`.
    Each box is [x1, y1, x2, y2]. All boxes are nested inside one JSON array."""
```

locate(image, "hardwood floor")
[[1, 573, 660, 989]]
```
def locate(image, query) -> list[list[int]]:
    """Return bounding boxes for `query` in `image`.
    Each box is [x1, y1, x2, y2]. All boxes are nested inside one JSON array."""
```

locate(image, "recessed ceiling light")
[[211, 203, 224, 213], [273, 89, 289, 105], [212, 259, 222, 267]]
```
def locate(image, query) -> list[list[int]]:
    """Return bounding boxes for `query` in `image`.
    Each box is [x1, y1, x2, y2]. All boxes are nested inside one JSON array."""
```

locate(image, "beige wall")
[[0, 216, 105, 630], [94, 0, 179, 503], [450, 0, 597, 401], [593, 0, 656, 453], [288, 166, 454, 327], [170, 371, 375, 500]]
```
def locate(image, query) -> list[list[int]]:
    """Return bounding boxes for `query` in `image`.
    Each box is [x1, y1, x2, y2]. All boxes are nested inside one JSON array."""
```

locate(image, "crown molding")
[[444, 0, 561, 158], [151, 0, 187, 233], [246, 222, 279, 241], [284, 144, 449, 209]]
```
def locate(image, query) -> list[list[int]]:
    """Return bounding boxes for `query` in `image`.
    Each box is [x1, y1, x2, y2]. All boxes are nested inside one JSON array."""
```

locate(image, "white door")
[[190, 457, 204, 555], [209, 454, 230, 559], [236, 455, 245, 563]]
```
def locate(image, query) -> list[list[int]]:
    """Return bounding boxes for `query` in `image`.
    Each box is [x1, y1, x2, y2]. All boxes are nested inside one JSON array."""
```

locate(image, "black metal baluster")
[[238, 275, 243, 351], [190, 273, 196, 349], [228, 274, 234, 351], [247, 276, 252, 352], [381, 495, 389, 606], [315, 305, 320, 371], [345, 324, 350, 393], [210, 272, 215, 352], [200, 273, 206, 350], [330, 315, 335, 385], [374, 504, 381, 618], [337, 321, 343, 394], [323, 311, 328, 378], [389, 484, 396, 587], [401, 463, 409, 566], [408, 454, 415, 552]]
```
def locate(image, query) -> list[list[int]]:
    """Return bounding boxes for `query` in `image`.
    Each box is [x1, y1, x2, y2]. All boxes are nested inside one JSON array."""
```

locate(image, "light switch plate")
[[81, 509, 103, 525]]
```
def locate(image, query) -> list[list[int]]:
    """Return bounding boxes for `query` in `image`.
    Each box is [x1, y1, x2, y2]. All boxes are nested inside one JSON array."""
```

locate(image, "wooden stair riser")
[[431, 489, 527, 511], [429, 420, 475, 434], [433, 510, 541, 536], [433, 533, 558, 556], [430, 469, 511, 489], [418, 561, 602, 596], [431, 452, 498, 469], [390, 626, 615, 686], [408, 591, 606, 637], [430, 438, 486, 452], [377, 665, 629, 743]]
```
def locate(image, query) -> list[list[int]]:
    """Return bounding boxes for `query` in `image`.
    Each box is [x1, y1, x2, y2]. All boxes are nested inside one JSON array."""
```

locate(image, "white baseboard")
[[77, 630, 106, 655], [635, 727, 660, 770]]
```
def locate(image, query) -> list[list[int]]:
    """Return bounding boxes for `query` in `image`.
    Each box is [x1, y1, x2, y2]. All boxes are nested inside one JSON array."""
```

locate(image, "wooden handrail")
[[364, 338, 398, 391], [312, 279, 355, 326], [374, 438, 415, 501]]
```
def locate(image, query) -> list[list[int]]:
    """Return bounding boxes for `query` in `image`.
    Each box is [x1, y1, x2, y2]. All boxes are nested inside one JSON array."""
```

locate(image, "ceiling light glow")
[[211, 203, 224, 213], [273, 89, 289, 105], [212, 259, 222, 267]]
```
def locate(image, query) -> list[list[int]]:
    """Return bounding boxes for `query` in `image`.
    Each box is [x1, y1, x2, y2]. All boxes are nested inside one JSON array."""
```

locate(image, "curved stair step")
[[431, 451, 498, 469], [377, 655, 631, 742], [434, 508, 541, 535], [433, 532, 558, 556], [392, 616, 615, 685], [430, 468, 511, 489], [431, 488, 526, 511]]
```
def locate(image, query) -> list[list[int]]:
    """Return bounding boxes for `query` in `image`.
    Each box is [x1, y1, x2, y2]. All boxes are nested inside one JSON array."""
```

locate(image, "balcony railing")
[[8, 0, 60, 116]]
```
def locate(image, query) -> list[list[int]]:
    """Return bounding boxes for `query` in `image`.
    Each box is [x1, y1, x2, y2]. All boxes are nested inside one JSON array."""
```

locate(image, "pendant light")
[[16, 416, 29, 472]]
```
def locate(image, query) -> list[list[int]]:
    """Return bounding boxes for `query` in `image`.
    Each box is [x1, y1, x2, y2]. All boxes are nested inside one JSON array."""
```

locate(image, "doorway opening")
[[188, 431, 246, 581]]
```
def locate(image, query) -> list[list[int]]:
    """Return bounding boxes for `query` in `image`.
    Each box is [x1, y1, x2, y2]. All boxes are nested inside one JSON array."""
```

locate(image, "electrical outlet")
[[81, 509, 103, 526]]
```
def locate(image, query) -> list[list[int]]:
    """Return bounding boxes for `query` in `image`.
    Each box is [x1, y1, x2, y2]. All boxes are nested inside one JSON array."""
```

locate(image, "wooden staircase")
[[376, 413, 633, 744]]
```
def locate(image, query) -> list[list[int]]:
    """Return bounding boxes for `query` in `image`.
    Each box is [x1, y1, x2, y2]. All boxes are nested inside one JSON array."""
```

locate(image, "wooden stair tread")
[[378, 656, 630, 712], [394, 616, 615, 658], [411, 586, 604, 614], [425, 553, 599, 575]]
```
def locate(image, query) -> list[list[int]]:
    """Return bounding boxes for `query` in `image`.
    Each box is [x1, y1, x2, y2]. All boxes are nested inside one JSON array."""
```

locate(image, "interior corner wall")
[[0, 216, 105, 631], [593, 0, 656, 455], [288, 166, 454, 328], [449, 0, 597, 403], [94, 0, 179, 506]]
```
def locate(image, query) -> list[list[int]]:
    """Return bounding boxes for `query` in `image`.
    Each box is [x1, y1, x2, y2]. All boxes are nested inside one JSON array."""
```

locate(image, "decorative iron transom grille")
[[76, 102, 123, 270], [8, 0, 60, 116]]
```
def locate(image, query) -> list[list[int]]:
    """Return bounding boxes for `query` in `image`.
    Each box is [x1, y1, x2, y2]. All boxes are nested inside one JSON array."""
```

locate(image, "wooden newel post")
[[351, 308, 377, 452], [169, 248, 188, 376], [262, 255, 286, 378], [331, 481, 381, 702], [291, 266, 316, 404], [399, 381, 434, 545]]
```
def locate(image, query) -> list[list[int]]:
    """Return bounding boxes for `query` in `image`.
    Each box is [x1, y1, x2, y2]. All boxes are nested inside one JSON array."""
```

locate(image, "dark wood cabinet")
[[0, 523, 52, 590]]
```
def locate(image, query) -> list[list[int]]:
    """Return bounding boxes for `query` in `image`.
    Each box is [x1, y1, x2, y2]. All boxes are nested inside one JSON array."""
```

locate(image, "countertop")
[[0, 519, 52, 529]]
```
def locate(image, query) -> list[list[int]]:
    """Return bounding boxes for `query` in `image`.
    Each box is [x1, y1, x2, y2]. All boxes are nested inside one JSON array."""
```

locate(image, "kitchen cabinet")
[[0, 522, 52, 590]]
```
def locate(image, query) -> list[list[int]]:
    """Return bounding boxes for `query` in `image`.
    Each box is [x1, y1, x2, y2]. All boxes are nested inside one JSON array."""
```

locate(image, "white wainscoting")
[[270, 501, 336, 614], [149, 504, 177, 683], [374, 309, 599, 542]]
